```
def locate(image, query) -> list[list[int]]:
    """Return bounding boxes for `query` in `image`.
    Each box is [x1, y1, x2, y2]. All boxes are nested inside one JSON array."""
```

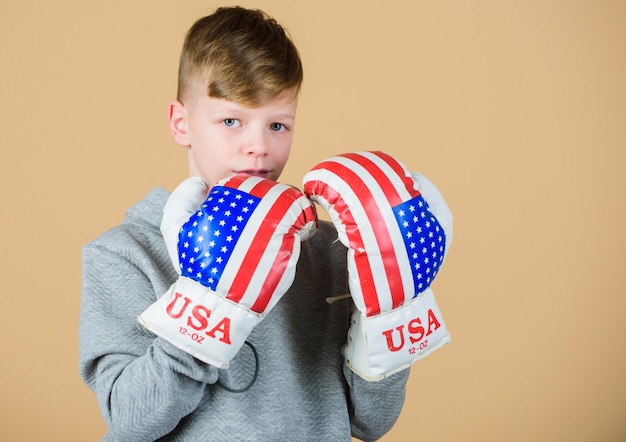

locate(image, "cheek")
[[277, 136, 293, 160], [279, 144, 291, 162], [189, 131, 220, 165], [197, 148, 235, 186], [276, 150, 292, 179]]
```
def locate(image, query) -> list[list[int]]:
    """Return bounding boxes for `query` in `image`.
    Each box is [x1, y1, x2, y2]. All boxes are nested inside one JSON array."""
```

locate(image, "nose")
[[244, 130, 270, 157]]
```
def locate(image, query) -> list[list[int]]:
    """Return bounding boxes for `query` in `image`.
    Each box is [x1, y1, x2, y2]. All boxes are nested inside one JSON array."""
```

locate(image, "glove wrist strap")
[[345, 288, 451, 381], [139, 277, 260, 368]]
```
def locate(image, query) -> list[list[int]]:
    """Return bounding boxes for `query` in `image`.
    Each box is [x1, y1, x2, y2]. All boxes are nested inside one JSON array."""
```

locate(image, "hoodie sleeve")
[[79, 238, 218, 441], [344, 350, 410, 441]]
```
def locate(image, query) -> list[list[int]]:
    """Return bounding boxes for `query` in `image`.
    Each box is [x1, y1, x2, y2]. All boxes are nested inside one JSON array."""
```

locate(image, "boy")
[[79, 7, 410, 441]]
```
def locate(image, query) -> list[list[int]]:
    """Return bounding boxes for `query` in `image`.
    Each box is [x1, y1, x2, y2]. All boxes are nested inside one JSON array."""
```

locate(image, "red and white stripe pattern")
[[303, 151, 445, 317], [179, 175, 317, 314], [139, 175, 318, 368]]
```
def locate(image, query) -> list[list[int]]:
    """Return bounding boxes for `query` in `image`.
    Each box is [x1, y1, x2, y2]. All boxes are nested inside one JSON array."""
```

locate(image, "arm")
[[303, 151, 453, 381], [303, 151, 453, 439], [345, 362, 410, 441], [79, 243, 218, 441], [138, 176, 317, 368]]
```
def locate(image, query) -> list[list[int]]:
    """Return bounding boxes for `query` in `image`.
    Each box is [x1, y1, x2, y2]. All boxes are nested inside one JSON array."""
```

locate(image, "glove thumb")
[[161, 177, 209, 270]]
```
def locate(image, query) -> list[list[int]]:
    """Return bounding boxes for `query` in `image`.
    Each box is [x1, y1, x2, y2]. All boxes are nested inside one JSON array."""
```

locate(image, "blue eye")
[[270, 123, 286, 131], [223, 119, 238, 127]]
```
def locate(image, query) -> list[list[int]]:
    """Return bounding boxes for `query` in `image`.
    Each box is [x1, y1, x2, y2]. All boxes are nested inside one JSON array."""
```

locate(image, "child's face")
[[169, 86, 298, 188]]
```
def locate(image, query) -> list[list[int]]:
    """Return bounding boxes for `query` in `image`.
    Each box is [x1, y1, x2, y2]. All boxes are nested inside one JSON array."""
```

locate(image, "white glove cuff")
[[345, 288, 451, 381], [161, 177, 209, 270], [138, 277, 261, 369]]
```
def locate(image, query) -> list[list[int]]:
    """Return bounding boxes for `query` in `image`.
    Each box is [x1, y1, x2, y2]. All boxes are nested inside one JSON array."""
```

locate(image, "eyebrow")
[[274, 113, 296, 120], [210, 97, 297, 120]]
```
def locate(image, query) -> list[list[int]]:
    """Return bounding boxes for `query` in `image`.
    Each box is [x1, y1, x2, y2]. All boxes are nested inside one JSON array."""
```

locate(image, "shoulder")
[[84, 187, 170, 263], [81, 188, 177, 312]]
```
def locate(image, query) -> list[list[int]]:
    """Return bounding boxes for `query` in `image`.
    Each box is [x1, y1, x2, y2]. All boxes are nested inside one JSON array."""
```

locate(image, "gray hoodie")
[[79, 187, 409, 442]]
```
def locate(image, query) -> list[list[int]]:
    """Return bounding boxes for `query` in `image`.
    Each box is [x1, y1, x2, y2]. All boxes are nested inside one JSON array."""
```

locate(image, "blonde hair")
[[177, 7, 303, 107]]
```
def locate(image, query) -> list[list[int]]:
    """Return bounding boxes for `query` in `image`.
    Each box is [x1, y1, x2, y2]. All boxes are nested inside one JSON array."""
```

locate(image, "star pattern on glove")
[[178, 187, 261, 290], [393, 194, 446, 296]]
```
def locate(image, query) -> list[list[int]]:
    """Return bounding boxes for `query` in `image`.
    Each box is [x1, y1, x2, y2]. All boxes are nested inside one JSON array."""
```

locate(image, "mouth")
[[235, 169, 271, 178]]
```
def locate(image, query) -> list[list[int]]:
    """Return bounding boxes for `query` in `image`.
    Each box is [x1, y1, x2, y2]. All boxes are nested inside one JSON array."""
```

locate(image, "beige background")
[[2, 0, 625, 440]]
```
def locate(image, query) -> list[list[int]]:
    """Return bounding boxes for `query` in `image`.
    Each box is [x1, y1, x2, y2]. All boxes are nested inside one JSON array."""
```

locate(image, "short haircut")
[[177, 7, 303, 107]]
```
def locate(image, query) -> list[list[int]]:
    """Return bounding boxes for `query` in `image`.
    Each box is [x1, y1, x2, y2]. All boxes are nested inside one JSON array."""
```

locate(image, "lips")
[[235, 169, 271, 178]]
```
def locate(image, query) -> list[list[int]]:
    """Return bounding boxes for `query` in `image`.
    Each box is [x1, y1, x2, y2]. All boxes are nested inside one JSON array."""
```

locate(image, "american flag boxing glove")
[[139, 175, 317, 368], [303, 151, 453, 381]]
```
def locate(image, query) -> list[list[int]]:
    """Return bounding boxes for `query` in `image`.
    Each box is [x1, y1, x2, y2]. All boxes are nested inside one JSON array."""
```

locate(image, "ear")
[[168, 100, 191, 147]]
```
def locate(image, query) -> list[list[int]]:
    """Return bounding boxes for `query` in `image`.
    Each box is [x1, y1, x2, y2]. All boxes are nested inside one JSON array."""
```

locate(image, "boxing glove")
[[139, 175, 317, 368], [303, 151, 453, 381]]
